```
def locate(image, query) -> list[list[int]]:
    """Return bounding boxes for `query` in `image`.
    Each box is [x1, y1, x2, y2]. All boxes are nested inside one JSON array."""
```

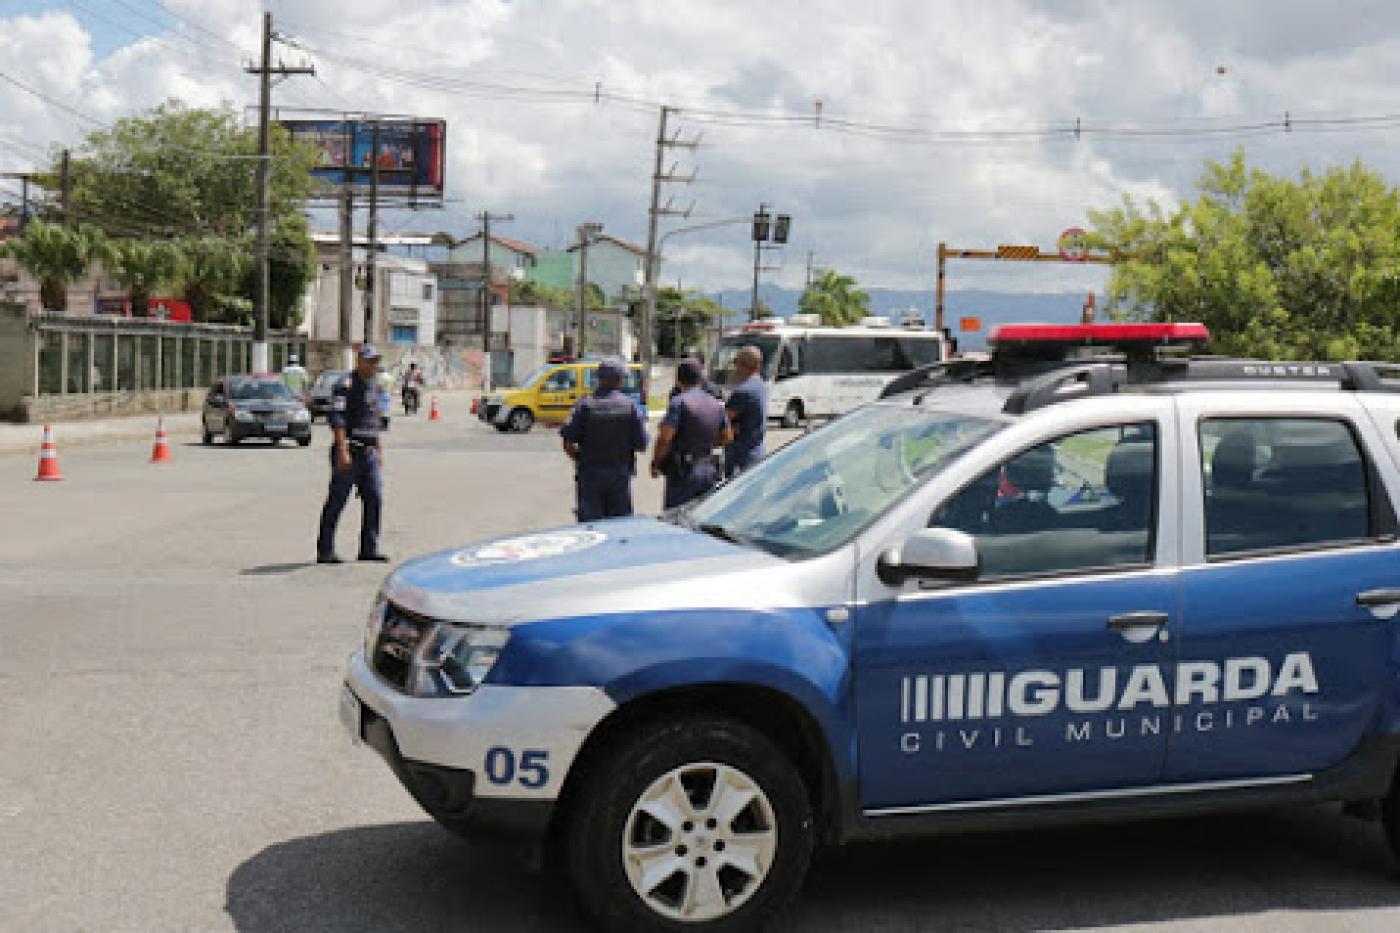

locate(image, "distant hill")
[[709, 287, 1090, 350]]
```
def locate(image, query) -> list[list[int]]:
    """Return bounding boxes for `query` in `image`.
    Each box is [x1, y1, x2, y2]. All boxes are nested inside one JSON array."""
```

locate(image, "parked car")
[[478, 360, 647, 433], [202, 375, 312, 446], [308, 369, 349, 422]]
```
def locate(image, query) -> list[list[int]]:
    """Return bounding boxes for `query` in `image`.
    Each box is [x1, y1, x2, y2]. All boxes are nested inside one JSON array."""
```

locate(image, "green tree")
[[0, 219, 108, 311], [108, 238, 186, 315], [798, 269, 870, 326], [1090, 150, 1400, 360], [180, 235, 251, 324], [241, 215, 315, 330], [656, 287, 724, 357], [58, 100, 319, 239]]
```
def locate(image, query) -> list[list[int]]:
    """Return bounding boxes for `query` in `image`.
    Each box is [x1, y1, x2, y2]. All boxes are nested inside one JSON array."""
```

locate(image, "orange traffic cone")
[[150, 418, 173, 464], [34, 425, 63, 481], [429, 397, 442, 421]]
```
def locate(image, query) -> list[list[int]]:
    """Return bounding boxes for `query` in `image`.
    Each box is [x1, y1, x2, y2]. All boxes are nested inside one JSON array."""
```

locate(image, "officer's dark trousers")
[[724, 448, 764, 479], [664, 460, 719, 509], [317, 446, 381, 557], [575, 465, 633, 522]]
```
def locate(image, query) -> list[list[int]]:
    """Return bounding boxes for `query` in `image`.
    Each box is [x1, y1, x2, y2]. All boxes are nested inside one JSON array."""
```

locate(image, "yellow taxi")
[[476, 360, 647, 433]]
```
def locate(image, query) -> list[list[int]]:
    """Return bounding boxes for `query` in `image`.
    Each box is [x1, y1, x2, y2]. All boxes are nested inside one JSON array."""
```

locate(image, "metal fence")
[[29, 313, 308, 397]]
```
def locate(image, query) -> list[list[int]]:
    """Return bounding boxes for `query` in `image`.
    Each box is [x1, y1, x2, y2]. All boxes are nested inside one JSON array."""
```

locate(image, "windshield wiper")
[[698, 522, 743, 545]]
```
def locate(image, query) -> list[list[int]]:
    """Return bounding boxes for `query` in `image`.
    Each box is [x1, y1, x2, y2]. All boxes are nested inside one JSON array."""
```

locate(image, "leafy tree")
[[58, 100, 319, 239], [180, 235, 251, 324], [798, 269, 870, 326], [0, 219, 108, 311], [241, 215, 315, 330], [108, 238, 186, 315], [656, 287, 724, 357], [1090, 150, 1400, 360]]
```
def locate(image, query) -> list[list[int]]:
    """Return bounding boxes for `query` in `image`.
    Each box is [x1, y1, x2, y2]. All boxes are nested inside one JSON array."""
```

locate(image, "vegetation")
[[1091, 150, 1400, 360], [655, 287, 724, 357], [798, 269, 870, 326], [0, 220, 108, 311], [108, 238, 185, 315]]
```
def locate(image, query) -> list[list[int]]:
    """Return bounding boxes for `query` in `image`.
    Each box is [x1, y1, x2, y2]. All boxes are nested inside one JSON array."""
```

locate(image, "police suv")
[[341, 322, 1400, 931]]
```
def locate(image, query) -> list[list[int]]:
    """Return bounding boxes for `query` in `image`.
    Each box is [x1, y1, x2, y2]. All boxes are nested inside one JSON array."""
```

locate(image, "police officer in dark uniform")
[[650, 358, 732, 509], [560, 357, 649, 521], [316, 345, 389, 564]]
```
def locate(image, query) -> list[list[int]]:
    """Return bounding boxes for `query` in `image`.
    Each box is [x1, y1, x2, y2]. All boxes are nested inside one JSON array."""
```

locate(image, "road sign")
[[1058, 227, 1090, 262], [959, 316, 982, 333]]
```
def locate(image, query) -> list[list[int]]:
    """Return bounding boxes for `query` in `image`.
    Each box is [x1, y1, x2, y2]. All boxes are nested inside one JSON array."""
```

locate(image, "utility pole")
[[574, 221, 603, 357], [805, 250, 815, 288], [245, 11, 313, 373], [641, 105, 698, 368], [338, 187, 354, 368], [59, 149, 70, 225], [476, 211, 514, 389], [363, 120, 380, 348]]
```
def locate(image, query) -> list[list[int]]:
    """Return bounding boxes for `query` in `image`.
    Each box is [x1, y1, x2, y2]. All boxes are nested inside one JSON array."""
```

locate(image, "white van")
[[709, 315, 951, 427]]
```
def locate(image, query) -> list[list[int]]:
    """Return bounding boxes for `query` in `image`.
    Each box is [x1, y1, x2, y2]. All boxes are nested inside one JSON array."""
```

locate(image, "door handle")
[[1107, 611, 1169, 631], [1356, 589, 1400, 607]]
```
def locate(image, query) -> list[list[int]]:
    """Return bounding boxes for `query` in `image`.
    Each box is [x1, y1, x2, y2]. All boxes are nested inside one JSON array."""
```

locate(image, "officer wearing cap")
[[651, 358, 732, 509], [316, 345, 389, 564], [561, 357, 649, 521]]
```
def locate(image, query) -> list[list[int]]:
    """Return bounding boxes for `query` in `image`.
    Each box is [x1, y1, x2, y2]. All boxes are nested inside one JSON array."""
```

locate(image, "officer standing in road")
[[281, 354, 308, 400], [561, 357, 649, 521], [724, 345, 768, 478], [316, 345, 389, 564], [651, 359, 732, 509]]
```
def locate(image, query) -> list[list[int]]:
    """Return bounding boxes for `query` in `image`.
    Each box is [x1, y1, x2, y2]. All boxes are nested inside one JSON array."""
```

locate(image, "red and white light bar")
[[990, 322, 1210, 347]]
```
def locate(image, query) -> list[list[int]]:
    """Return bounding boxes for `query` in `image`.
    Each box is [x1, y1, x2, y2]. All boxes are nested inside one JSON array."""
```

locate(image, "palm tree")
[[798, 269, 870, 326], [109, 239, 186, 316], [0, 219, 108, 312]]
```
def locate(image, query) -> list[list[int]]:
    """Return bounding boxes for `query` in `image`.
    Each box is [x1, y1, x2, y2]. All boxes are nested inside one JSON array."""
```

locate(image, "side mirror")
[[877, 528, 979, 586]]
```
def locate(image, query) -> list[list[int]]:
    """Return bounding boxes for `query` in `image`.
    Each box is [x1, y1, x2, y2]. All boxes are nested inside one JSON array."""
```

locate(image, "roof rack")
[[879, 358, 995, 400], [1000, 359, 1400, 415]]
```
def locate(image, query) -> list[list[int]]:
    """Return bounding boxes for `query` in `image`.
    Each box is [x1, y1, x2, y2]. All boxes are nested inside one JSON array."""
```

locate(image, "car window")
[[931, 423, 1157, 579], [1202, 418, 1385, 558], [230, 379, 296, 401], [543, 368, 577, 392], [583, 367, 598, 390]]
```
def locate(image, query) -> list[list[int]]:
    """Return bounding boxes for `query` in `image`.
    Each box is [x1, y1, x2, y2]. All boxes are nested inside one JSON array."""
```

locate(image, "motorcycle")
[[402, 384, 421, 415]]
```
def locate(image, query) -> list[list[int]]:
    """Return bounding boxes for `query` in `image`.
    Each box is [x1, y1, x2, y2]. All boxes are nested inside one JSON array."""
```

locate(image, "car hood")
[[383, 517, 791, 626]]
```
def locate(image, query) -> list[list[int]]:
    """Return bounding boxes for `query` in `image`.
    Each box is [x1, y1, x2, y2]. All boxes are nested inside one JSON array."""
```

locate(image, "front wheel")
[[780, 401, 803, 430], [1384, 771, 1400, 863], [566, 717, 813, 933], [507, 408, 534, 433], [223, 420, 239, 446]]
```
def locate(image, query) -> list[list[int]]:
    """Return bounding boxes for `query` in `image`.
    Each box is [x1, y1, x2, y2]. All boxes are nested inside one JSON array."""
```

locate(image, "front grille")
[[372, 602, 435, 691]]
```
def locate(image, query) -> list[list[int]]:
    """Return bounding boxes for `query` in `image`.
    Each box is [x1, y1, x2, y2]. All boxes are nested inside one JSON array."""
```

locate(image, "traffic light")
[[772, 214, 791, 244], [752, 210, 771, 242]]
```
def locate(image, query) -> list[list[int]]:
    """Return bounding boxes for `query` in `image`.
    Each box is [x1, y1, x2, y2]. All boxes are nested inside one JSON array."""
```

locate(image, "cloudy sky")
[[2, 0, 1400, 296]]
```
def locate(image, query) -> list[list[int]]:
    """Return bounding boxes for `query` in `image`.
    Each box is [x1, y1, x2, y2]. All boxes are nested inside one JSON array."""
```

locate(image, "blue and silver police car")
[[341, 324, 1400, 931]]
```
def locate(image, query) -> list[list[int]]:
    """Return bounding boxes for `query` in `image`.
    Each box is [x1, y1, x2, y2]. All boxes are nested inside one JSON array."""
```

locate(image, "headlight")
[[233, 407, 255, 422], [364, 594, 387, 654], [293, 409, 311, 423], [410, 624, 510, 697]]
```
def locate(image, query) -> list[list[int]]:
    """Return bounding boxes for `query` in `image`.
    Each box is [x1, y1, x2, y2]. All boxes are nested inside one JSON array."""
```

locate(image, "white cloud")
[[4, 0, 1400, 296]]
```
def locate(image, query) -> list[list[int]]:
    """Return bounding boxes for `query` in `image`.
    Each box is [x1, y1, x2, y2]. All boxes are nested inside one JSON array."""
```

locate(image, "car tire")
[[1383, 769, 1400, 863], [508, 408, 534, 433], [566, 716, 814, 933], [223, 420, 239, 446], [202, 425, 212, 445], [780, 401, 803, 430], [297, 437, 311, 447]]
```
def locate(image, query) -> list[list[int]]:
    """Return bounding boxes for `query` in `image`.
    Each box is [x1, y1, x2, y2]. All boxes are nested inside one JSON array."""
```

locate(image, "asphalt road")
[[2, 394, 1398, 932]]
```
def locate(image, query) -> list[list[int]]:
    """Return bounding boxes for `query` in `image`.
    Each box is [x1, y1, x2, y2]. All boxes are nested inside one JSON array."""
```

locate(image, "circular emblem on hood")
[[450, 529, 608, 567]]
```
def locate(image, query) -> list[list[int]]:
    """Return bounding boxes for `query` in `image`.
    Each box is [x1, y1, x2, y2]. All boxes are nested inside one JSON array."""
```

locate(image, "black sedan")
[[202, 375, 313, 446], [308, 369, 349, 422]]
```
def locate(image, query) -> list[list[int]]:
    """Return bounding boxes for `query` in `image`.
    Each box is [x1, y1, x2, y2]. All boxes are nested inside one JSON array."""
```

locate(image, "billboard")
[[283, 118, 445, 199]]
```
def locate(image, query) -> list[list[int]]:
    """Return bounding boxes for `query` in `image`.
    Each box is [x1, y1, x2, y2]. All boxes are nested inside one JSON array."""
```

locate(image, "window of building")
[[422, 283, 434, 301], [93, 334, 114, 391], [116, 335, 136, 391], [390, 325, 418, 344], [932, 423, 1158, 579], [37, 331, 63, 395], [1202, 418, 1386, 557], [66, 332, 88, 393]]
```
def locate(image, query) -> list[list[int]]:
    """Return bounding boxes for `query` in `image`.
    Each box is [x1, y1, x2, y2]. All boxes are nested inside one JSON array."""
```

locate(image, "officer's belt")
[[347, 437, 379, 449]]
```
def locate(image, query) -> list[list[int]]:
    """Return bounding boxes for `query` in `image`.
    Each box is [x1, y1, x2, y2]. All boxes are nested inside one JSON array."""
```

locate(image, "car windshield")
[[230, 379, 296, 401], [514, 365, 552, 389], [711, 335, 779, 384], [684, 406, 1001, 557]]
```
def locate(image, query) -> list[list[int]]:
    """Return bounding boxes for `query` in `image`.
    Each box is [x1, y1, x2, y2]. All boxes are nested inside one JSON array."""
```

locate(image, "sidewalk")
[[0, 411, 204, 457]]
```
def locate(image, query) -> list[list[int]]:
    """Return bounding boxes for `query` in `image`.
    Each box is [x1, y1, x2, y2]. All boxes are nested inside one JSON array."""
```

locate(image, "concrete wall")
[[303, 339, 491, 392], [303, 249, 437, 347]]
